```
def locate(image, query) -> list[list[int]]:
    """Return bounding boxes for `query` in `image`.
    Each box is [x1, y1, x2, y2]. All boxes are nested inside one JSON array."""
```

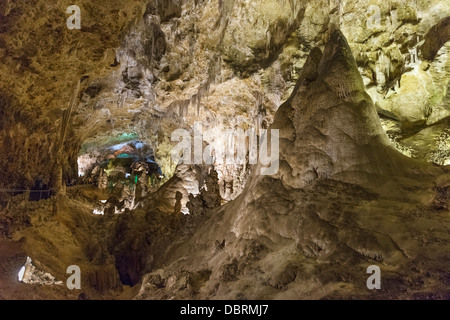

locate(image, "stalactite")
[[183, 99, 190, 117], [377, 51, 391, 81], [177, 101, 182, 116], [52, 78, 81, 193], [289, 0, 296, 22], [265, 29, 271, 58], [407, 43, 421, 67]]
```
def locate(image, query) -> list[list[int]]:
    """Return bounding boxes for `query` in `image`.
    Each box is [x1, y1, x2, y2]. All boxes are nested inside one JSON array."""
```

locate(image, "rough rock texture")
[[2, 0, 449, 192], [0, 0, 147, 188], [0, 0, 449, 300], [135, 31, 450, 300]]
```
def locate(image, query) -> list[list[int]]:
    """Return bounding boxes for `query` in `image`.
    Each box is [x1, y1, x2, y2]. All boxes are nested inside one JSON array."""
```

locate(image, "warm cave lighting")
[[2, 0, 450, 303]]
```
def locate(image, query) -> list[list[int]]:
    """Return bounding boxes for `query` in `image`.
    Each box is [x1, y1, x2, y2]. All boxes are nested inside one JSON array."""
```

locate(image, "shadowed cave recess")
[[0, 0, 449, 300]]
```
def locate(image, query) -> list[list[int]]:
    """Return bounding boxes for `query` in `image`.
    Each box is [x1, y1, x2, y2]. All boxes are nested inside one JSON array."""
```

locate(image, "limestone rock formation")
[[0, 0, 449, 301], [136, 30, 450, 300]]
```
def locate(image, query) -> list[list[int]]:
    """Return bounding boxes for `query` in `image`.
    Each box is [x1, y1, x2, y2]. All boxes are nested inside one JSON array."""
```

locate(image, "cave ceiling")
[[0, 0, 449, 301]]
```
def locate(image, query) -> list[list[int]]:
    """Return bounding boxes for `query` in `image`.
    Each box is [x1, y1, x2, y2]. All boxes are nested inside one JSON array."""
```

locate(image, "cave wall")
[[0, 0, 148, 187], [1, 0, 449, 190]]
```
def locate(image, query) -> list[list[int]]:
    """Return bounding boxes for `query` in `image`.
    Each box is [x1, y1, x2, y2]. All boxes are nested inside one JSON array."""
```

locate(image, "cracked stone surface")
[[0, 0, 449, 300]]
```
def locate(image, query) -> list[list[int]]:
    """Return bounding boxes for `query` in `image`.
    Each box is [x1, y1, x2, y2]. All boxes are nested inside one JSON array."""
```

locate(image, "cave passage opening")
[[76, 132, 167, 214]]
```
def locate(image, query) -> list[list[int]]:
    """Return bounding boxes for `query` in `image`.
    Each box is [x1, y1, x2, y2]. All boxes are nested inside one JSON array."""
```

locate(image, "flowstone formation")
[[0, 0, 449, 301], [135, 30, 450, 300], [2, 0, 449, 196]]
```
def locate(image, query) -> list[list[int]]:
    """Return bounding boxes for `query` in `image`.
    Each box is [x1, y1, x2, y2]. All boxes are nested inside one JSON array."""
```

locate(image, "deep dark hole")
[[115, 252, 143, 287]]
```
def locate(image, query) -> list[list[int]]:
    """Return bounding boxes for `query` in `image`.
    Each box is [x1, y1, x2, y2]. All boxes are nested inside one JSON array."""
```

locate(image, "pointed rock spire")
[[274, 30, 414, 188]]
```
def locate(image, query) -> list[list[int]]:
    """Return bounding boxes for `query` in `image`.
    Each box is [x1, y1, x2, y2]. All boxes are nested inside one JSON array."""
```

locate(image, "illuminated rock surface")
[[0, 0, 449, 299]]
